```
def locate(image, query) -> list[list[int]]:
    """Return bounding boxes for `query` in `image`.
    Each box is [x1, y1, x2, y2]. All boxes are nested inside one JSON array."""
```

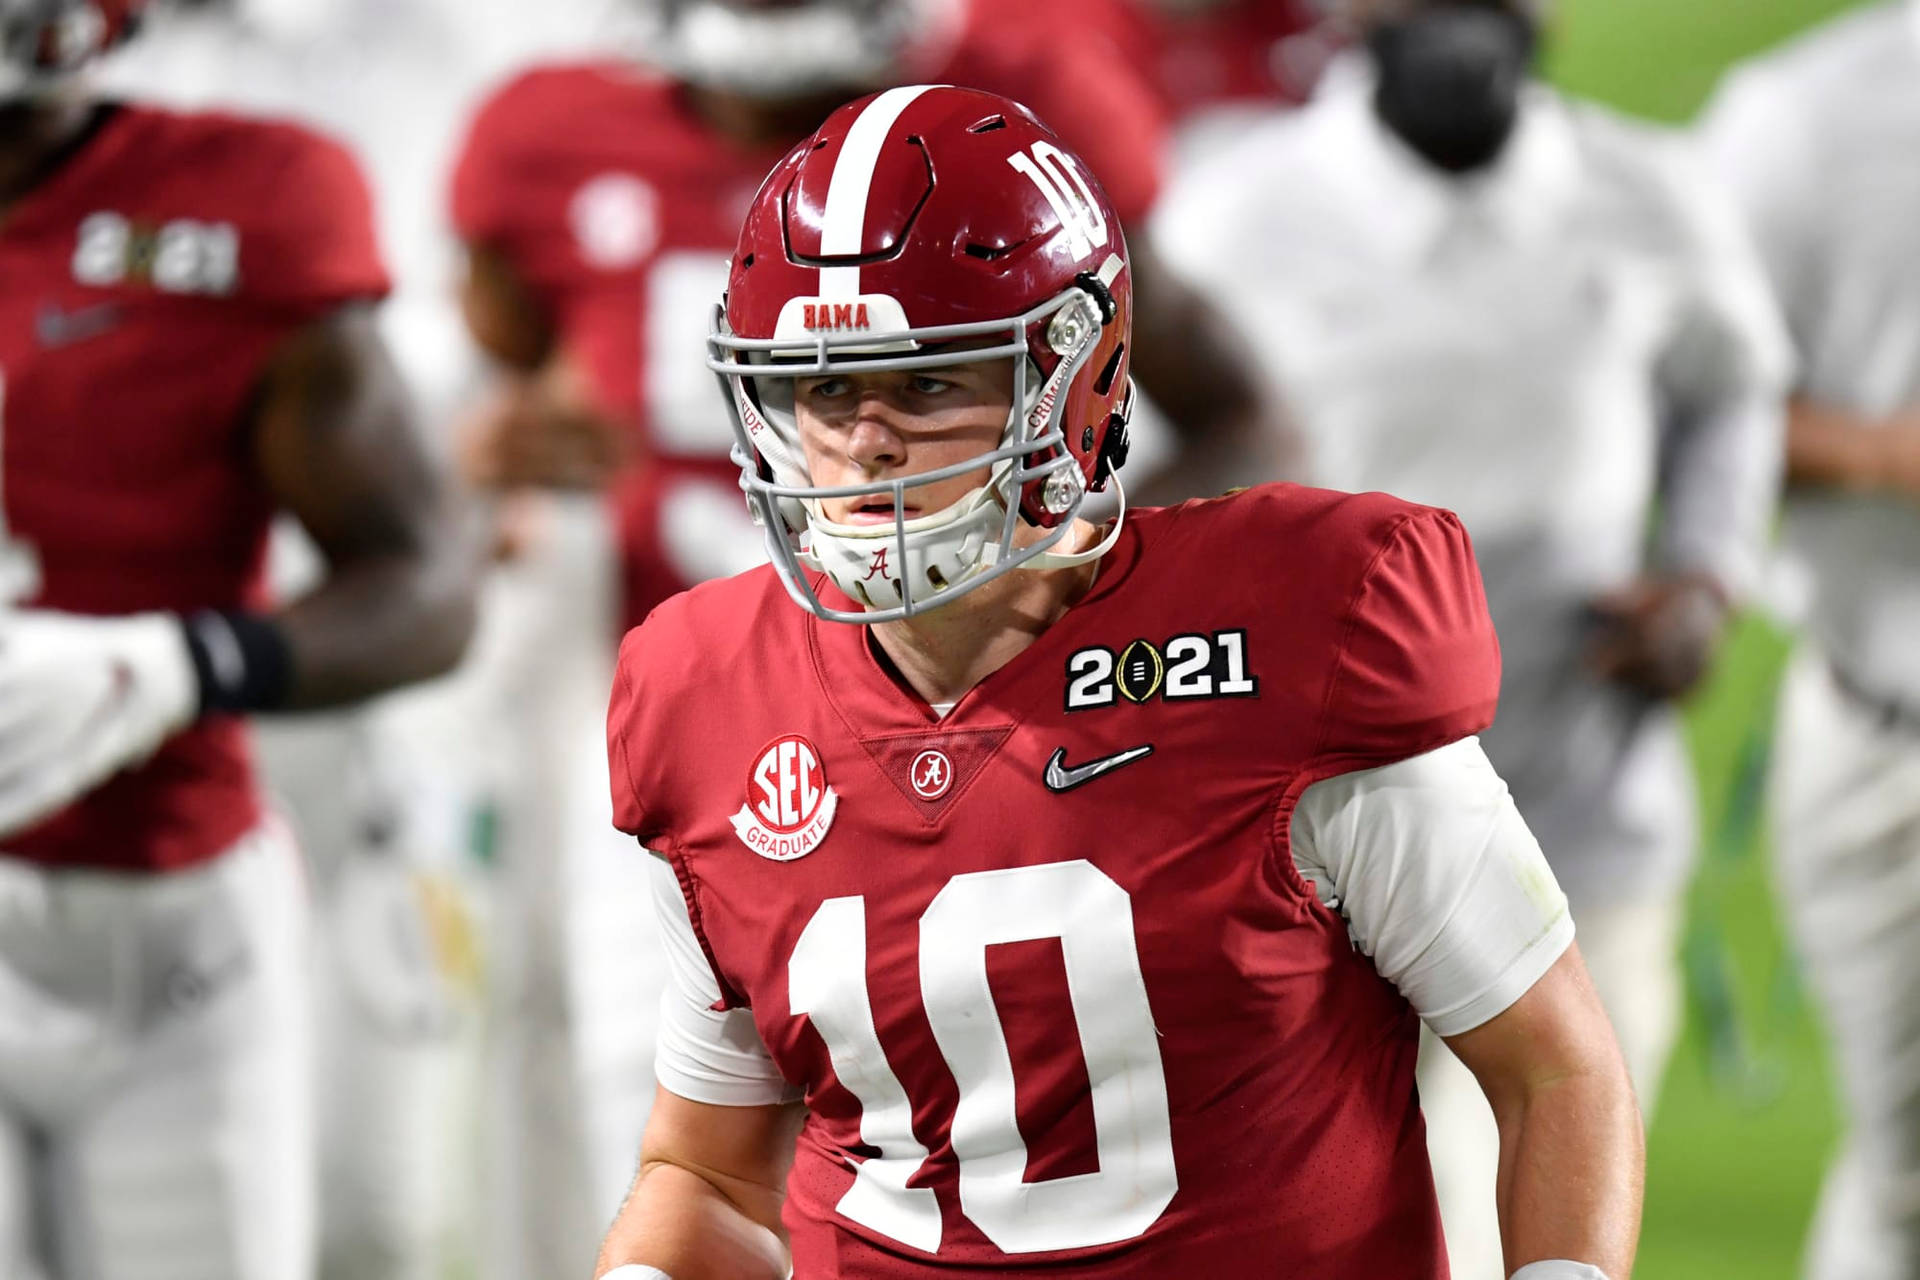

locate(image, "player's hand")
[[1584, 573, 1730, 702], [1878, 415, 1920, 501], [0, 610, 199, 837], [458, 358, 633, 493]]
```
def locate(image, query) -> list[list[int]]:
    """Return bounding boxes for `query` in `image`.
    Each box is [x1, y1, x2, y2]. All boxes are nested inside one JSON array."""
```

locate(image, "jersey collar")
[[1300, 52, 1581, 267]]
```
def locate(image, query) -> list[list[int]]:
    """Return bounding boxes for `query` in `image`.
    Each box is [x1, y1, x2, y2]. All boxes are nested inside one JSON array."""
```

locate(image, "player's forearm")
[[596, 1160, 789, 1280], [241, 306, 482, 708], [273, 526, 480, 707], [1654, 389, 1783, 599], [1784, 395, 1920, 497], [1490, 1063, 1644, 1279]]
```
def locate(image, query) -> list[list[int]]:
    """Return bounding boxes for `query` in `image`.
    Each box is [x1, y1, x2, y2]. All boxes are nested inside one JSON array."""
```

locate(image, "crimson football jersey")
[[606, 485, 1500, 1277], [0, 103, 390, 872], [1097, 0, 1329, 119], [448, 6, 1169, 632]]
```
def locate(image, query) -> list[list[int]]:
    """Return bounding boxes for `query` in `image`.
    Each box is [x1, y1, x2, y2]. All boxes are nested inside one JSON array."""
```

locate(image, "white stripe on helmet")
[[817, 83, 940, 299]]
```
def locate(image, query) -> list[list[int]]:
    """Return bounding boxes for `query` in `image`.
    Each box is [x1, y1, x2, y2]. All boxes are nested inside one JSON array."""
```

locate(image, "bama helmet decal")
[[732, 734, 840, 860]]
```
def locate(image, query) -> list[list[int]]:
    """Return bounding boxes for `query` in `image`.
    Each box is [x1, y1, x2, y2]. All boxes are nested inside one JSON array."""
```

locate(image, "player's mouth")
[[841, 498, 920, 526]]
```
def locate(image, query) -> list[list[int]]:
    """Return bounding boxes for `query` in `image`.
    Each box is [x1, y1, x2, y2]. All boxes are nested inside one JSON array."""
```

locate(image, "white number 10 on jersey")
[[788, 859, 1177, 1256]]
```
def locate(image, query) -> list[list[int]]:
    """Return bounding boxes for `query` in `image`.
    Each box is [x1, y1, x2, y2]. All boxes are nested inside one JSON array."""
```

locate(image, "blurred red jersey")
[[0, 103, 389, 871], [449, 6, 1169, 630], [1097, 0, 1330, 119], [608, 485, 1500, 1277]]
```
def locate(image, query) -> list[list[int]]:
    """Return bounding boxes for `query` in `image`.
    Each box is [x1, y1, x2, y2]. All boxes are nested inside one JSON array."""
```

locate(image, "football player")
[[446, 4, 1288, 1272], [99, 4, 611, 1277], [1151, 0, 1791, 1272], [0, 2, 477, 1278], [595, 85, 1641, 1280], [1700, 7, 1920, 1278]]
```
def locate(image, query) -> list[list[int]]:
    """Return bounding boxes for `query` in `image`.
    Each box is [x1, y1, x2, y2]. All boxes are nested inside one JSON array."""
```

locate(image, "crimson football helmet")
[[0, 0, 144, 98], [709, 84, 1135, 624], [626, 0, 958, 101]]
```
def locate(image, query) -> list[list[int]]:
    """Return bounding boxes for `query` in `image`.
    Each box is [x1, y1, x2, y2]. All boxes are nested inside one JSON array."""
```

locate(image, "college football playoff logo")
[[1116, 639, 1165, 703], [731, 734, 839, 861]]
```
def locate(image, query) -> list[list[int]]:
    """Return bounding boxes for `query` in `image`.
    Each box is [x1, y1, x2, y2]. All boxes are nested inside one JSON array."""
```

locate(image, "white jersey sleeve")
[[647, 852, 800, 1107], [1290, 737, 1574, 1037]]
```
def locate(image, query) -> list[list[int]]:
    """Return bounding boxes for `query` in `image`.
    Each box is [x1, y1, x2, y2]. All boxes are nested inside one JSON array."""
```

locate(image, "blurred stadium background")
[[1548, 2, 1865, 1275]]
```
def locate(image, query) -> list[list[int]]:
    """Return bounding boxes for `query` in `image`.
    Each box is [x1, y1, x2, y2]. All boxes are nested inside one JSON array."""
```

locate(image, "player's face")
[[792, 354, 1016, 526]]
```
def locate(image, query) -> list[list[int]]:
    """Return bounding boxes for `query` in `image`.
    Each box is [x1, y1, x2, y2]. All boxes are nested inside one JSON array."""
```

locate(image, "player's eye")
[[800, 376, 853, 401], [907, 375, 955, 396]]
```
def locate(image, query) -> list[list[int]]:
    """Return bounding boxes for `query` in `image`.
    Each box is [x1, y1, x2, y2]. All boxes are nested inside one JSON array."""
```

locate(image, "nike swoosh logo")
[[36, 302, 123, 349], [1044, 744, 1153, 794]]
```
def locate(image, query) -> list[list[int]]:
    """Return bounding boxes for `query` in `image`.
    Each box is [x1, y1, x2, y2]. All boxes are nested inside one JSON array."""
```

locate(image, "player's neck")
[[0, 98, 105, 217], [867, 522, 1101, 708]]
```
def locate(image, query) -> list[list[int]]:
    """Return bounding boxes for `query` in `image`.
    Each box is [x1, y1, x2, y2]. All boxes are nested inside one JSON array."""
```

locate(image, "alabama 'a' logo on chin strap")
[[732, 734, 839, 861]]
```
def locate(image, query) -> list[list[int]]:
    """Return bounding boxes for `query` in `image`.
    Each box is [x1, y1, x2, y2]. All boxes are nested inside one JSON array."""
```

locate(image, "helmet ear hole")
[[1093, 412, 1131, 490], [1093, 343, 1124, 397]]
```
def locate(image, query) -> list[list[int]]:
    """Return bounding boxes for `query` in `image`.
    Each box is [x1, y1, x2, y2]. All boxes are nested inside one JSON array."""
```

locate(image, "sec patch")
[[731, 734, 839, 861]]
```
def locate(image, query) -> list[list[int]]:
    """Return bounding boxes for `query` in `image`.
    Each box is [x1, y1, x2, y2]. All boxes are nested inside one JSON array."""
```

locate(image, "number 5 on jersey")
[[788, 859, 1178, 1256]]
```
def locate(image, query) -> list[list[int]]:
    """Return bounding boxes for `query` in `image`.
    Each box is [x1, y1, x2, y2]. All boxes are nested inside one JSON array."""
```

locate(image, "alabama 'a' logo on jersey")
[[731, 734, 839, 860]]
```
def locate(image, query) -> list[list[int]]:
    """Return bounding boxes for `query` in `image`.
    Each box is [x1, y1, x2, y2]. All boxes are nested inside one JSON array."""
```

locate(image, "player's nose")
[[844, 401, 910, 475]]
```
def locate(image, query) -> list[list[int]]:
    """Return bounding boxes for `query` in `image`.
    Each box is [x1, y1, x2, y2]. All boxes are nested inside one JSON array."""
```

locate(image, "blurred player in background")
[[1097, 0, 1336, 159], [0, 0, 477, 1276], [99, 4, 616, 1277], [1154, 0, 1790, 1274], [1700, 7, 1920, 1277], [448, 3, 1288, 1276]]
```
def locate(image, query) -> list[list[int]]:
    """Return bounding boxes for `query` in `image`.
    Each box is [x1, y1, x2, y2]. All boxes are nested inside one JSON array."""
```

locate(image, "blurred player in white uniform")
[[1156, 1, 1790, 1274], [1700, 7, 1920, 1276], [100, 5, 614, 1277]]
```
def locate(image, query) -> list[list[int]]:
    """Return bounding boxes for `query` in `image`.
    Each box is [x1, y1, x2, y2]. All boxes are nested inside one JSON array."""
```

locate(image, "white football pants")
[[252, 519, 486, 1280], [1418, 887, 1683, 1280], [0, 822, 314, 1280], [475, 494, 664, 1280], [1771, 650, 1920, 1280], [259, 709, 483, 1280]]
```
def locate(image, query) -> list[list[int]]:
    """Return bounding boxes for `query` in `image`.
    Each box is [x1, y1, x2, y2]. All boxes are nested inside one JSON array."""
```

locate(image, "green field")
[[1546, 2, 1872, 1276]]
